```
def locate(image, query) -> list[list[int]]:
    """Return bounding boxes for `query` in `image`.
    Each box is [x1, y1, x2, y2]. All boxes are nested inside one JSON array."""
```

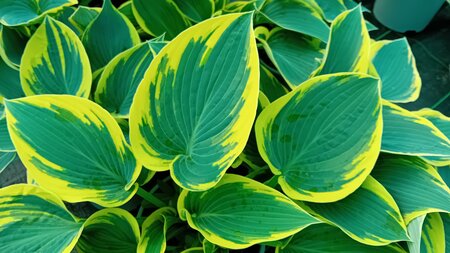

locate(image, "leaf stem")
[[137, 187, 166, 208]]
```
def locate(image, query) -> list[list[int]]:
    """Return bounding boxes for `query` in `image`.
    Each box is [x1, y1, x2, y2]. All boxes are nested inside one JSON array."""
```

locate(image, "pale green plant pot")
[[374, 0, 446, 32]]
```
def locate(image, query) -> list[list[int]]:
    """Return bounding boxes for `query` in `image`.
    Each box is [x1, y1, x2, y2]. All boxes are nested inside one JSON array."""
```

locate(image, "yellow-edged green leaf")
[[76, 208, 140, 253], [53, 6, 79, 35], [421, 213, 445, 253], [132, 0, 191, 39], [0, 0, 77, 26], [178, 174, 319, 249], [138, 207, 178, 253], [82, 0, 139, 72], [414, 108, 450, 166], [407, 214, 445, 253], [20, 17, 92, 97], [371, 38, 421, 103], [255, 73, 382, 202], [259, 0, 329, 42], [278, 223, 407, 253], [5, 95, 141, 207], [256, 27, 323, 88], [315, 0, 347, 21], [381, 101, 450, 156], [118, 1, 139, 28], [69, 6, 100, 34], [372, 155, 450, 224], [315, 6, 370, 75], [0, 25, 28, 69], [0, 56, 23, 99], [95, 40, 165, 118], [259, 64, 289, 102], [174, 0, 214, 23], [130, 13, 259, 191], [442, 213, 450, 251], [301, 176, 408, 246], [0, 151, 15, 174], [0, 184, 83, 252], [0, 116, 13, 151]]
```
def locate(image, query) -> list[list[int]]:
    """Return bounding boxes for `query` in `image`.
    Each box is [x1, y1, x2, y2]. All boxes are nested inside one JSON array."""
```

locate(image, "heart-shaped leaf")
[[138, 207, 178, 253], [130, 13, 259, 191], [5, 95, 141, 207], [0, 184, 83, 252], [177, 174, 319, 249], [256, 73, 382, 202], [76, 208, 140, 253], [20, 17, 92, 97]]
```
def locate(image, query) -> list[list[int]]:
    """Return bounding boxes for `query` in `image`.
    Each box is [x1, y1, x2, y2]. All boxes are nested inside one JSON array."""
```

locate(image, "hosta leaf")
[[278, 224, 407, 253], [69, 6, 100, 34], [20, 17, 92, 97], [381, 101, 450, 156], [315, 0, 347, 21], [259, 65, 288, 102], [177, 174, 319, 249], [76, 208, 140, 253], [255, 73, 382, 202], [0, 0, 77, 26], [0, 56, 23, 99], [203, 239, 230, 253], [256, 27, 323, 88], [130, 13, 259, 191], [5, 95, 141, 207], [259, 0, 329, 42], [442, 213, 450, 250], [0, 117, 14, 151], [371, 38, 421, 103], [372, 155, 450, 224], [174, 0, 214, 23], [95, 40, 165, 118], [0, 151, 15, 174], [132, 0, 191, 39], [407, 214, 445, 253], [182, 248, 203, 253], [138, 207, 178, 253], [0, 184, 83, 252], [315, 6, 370, 75], [82, 0, 140, 72], [414, 108, 450, 166], [420, 213, 445, 253], [301, 176, 408, 245], [0, 25, 28, 69], [118, 2, 139, 28]]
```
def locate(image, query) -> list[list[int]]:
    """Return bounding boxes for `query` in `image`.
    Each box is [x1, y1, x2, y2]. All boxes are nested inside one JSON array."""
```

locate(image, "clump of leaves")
[[0, 0, 449, 252]]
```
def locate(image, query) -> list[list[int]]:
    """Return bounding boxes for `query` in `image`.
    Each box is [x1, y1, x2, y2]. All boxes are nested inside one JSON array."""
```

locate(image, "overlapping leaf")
[[0, 184, 83, 253], [314, 6, 370, 75], [414, 108, 450, 166], [256, 73, 382, 202], [76, 208, 140, 253], [256, 27, 323, 88], [138, 207, 178, 253], [5, 95, 141, 207], [20, 17, 92, 97], [130, 13, 259, 191], [381, 101, 450, 156], [174, 0, 214, 23], [0, 56, 23, 99], [0, 0, 77, 26], [278, 224, 406, 253], [178, 174, 319, 249], [95, 40, 165, 118], [259, 0, 329, 42], [371, 38, 421, 103], [301, 176, 408, 245], [132, 0, 191, 39], [372, 155, 450, 223], [0, 25, 28, 69], [82, 0, 139, 72]]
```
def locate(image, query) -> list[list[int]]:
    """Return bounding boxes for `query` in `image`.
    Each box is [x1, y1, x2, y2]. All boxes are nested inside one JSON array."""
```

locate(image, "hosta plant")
[[0, 0, 449, 252]]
